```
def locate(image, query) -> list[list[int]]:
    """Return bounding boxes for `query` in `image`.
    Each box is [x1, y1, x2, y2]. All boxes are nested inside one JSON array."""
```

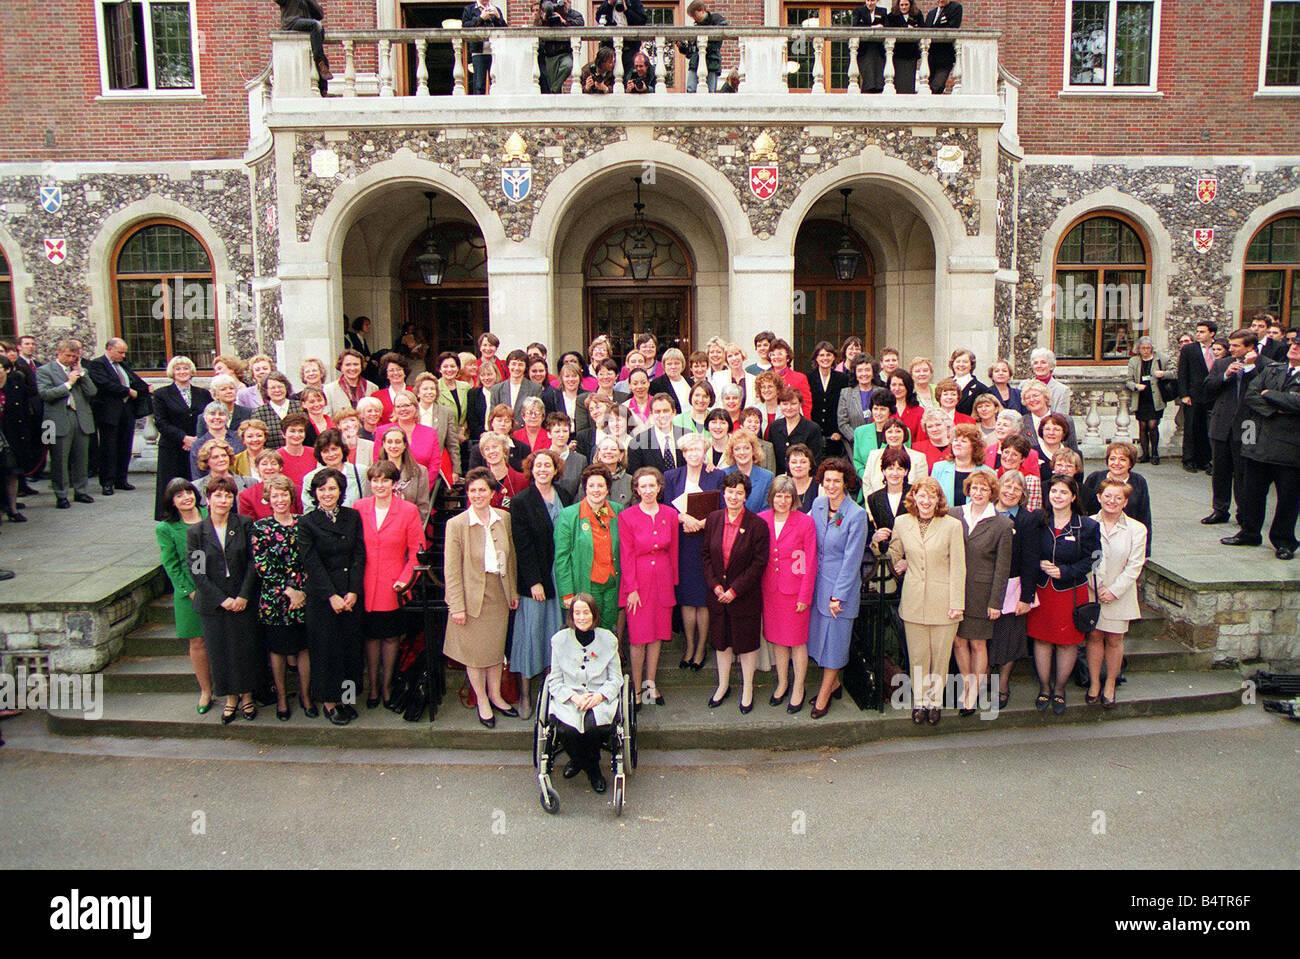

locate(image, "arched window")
[[0, 249, 14, 341], [113, 220, 217, 371], [1052, 213, 1150, 363], [1242, 214, 1300, 328]]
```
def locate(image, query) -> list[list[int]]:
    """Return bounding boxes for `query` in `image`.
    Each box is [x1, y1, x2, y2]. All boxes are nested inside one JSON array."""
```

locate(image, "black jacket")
[[1080, 469, 1153, 556], [187, 514, 259, 615], [1204, 356, 1260, 444], [297, 506, 366, 601], [955, 376, 989, 416], [767, 415, 824, 472], [886, 10, 923, 58], [1242, 360, 1300, 467], [537, 5, 585, 57], [1035, 513, 1101, 591], [510, 484, 572, 597], [1177, 340, 1215, 404], [1002, 505, 1042, 606], [277, 0, 324, 28], [594, 0, 648, 28], [1259, 338, 1287, 363], [87, 355, 151, 426], [807, 369, 850, 444], [866, 484, 909, 534], [461, 1, 506, 55], [924, 1, 962, 67], [627, 426, 687, 474]]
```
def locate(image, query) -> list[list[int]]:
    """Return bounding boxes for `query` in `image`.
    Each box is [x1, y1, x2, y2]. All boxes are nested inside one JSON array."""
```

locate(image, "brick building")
[[0, 0, 1297, 441]]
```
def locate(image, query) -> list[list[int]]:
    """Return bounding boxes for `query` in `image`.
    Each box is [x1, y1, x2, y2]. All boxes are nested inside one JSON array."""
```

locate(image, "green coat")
[[552, 500, 622, 602], [155, 509, 207, 639]]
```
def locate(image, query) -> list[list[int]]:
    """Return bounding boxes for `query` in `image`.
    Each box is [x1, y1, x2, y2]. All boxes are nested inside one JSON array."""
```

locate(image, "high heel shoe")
[[832, 685, 843, 700], [478, 712, 496, 729], [221, 703, 238, 724], [690, 658, 706, 671], [739, 690, 754, 714], [679, 658, 691, 669], [241, 701, 257, 721], [299, 696, 319, 718], [707, 688, 731, 708], [491, 701, 520, 718], [5, 511, 26, 523], [786, 696, 804, 714], [810, 697, 831, 720], [276, 703, 291, 721], [769, 686, 788, 707], [366, 695, 381, 709], [643, 680, 664, 707]]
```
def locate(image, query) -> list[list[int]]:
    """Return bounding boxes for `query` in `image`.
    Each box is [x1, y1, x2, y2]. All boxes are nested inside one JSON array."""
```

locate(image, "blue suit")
[[806, 495, 868, 668], [722, 465, 773, 514]]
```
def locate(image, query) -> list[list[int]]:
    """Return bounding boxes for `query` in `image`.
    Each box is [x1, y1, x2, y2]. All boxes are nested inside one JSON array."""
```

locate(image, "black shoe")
[[221, 703, 238, 725], [707, 688, 731, 708], [299, 697, 319, 718], [115, 482, 136, 491], [787, 697, 804, 714], [56, 498, 70, 509], [323, 705, 350, 726], [679, 658, 691, 669], [366, 695, 381, 709], [1203, 465, 1214, 475], [478, 713, 496, 729], [0, 570, 13, 581], [491, 702, 520, 718], [1137, 454, 1150, 464], [341, 703, 358, 720], [563, 759, 582, 779], [73, 493, 95, 504], [769, 687, 788, 707], [1277, 547, 1296, 561], [101, 486, 115, 496], [1201, 512, 1229, 525], [5, 512, 26, 523], [832, 685, 843, 700], [587, 767, 607, 794], [18, 484, 37, 496], [690, 658, 706, 671], [1182, 463, 1198, 473], [739, 692, 754, 715], [1220, 533, 1262, 546], [959, 706, 977, 717], [276, 704, 291, 721], [810, 698, 831, 720], [1151, 453, 1160, 465]]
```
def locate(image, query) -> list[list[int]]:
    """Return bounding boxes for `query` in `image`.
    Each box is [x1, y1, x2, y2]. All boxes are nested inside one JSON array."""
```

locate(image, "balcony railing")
[[269, 26, 999, 105]]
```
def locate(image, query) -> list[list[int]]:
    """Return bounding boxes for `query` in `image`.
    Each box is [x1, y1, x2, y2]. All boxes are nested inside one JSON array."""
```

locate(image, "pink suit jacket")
[[759, 509, 817, 638], [355, 496, 425, 612], [375, 422, 442, 490]]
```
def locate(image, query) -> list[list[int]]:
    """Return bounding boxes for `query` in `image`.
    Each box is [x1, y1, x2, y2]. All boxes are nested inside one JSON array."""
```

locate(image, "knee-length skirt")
[[443, 574, 512, 669], [806, 609, 853, 670], [1027, 583, 1087, 646], [988, 612, 1028, 668]]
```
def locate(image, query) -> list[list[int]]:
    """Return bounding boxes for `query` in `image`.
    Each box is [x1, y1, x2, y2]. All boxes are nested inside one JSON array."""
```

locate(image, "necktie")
[[114, 362, 128, 387]]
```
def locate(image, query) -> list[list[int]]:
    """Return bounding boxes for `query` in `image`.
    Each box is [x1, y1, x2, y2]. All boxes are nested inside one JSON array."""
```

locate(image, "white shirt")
[[269, 399, 290, 420], [962, 501, 998, 531], [887, 489, 904, 518], [467, 506, 502, 574], [774, 517, 787, 540]]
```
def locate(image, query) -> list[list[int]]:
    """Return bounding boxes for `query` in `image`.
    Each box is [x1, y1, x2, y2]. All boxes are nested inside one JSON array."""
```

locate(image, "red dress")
[[1026, 526, 1088, 646], [617, 503, 679, 645], [278, 447, 317, 494]]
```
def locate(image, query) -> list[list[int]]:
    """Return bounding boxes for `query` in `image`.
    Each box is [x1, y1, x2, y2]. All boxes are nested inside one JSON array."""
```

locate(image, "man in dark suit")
[[1250, 314, 1286, 363], [1176, 320, 1217, 472], [1202, 329, 1259, 525], [627, 394, 685, 475], [87, 338, 150, 496], [36, 338, 98, 508], [923, 0, 962, 94], [1224, 340, 1300, 559]]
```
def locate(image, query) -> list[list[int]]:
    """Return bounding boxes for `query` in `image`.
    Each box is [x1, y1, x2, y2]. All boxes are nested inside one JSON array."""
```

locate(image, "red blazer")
[[374, 385, 411, 423], [776, 368, 814, 418], [355, 496, 425, 612], [895, 403, 924, 441], [238, 482, 302, 520], [911, 437, 952, 471]]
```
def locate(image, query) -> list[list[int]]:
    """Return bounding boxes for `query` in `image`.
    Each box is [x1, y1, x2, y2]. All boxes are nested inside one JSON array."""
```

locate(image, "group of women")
[[154, 332, 1153, 732]]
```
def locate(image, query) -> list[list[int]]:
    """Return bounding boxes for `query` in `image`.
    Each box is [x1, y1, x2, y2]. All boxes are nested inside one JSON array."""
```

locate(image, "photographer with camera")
[[625, 50, 656, 93], [461, 0, 507, 95], [534, 0, 586, 94], [675, 0, 726, 92], [594, 0, 648, 80], [581, 47, 617, 93]]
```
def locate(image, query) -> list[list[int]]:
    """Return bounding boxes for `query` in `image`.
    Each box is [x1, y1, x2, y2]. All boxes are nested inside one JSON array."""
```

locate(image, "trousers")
[[904, 621, 958, 708], [1239, 458, 1300, 550], [1209, 437, 1246, 519], [97, 414, 136, 487], [555, 716, 612, 773], [50, 428, 91, 498]]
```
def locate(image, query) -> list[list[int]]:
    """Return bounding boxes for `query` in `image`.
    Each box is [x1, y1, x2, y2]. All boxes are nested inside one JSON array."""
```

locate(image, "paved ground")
[[1, 706, 1295, 869]]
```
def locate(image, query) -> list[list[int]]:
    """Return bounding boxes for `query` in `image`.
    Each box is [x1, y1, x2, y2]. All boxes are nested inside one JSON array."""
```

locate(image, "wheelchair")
[[532, 673, 638, 816]]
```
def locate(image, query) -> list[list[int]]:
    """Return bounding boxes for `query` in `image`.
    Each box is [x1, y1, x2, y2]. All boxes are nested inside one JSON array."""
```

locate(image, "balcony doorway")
[[400, 2, 468, 95], [584, 221, 695, 361]]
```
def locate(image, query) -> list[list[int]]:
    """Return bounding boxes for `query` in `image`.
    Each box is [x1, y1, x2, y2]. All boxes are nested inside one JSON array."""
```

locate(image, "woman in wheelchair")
[[546, 593, 623, 794]]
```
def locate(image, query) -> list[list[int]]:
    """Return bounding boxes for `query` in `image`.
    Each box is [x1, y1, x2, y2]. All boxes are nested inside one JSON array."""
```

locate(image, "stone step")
[[49, 670, 1243, 751], [141, 596, 176, 624]]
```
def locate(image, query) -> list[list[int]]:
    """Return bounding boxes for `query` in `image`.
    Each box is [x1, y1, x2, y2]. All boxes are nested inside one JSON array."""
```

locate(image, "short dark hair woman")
[[156, 477, 211, 714]]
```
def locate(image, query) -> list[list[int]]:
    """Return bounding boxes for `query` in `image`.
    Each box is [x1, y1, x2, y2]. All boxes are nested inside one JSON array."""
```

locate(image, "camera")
[[540, 0, 562, 14], [614, 1, 626, 10]]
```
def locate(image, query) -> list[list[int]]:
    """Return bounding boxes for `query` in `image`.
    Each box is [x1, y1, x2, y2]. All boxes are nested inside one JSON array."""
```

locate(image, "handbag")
[[1071, 570, 1101, 634], [1157, 373, 1178, 404]]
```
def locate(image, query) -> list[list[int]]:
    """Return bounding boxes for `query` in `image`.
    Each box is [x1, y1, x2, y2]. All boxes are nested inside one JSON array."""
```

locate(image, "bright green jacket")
[[553, 500, 623, 600]]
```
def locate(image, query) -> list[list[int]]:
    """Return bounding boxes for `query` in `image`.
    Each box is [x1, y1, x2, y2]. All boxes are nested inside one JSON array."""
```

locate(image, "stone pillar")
[[488, 254, 553, 350], [941, 257, 998, 369], [278, 264, 337, 383], [733, 252, 794, 347]]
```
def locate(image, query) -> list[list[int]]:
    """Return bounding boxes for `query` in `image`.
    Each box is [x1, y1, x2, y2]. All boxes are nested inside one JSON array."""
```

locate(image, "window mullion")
[[1105, 0, 1119, 88], [140, 0, 156, 91]]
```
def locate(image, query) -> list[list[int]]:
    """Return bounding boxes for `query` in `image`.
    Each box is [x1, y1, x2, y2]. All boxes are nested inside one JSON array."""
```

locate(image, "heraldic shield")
[[502, 166, 532, 203], [749, 164, 778, 200]]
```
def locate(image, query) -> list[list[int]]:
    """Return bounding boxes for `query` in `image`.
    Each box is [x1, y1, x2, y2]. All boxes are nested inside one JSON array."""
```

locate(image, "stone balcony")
[[258, 26, 1004, 135]]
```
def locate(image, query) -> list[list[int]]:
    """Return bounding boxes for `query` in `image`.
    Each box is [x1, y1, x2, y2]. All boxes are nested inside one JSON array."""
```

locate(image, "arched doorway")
[[793, 219, 875, 362], [584, 221, 695, 362], [400, 220, 489, 360]]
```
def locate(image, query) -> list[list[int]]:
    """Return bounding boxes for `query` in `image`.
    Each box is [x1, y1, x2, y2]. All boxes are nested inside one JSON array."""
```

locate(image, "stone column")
[[733, 252, 794, 347], [488, 254, 553, 350], [941, 256, 999, 369]]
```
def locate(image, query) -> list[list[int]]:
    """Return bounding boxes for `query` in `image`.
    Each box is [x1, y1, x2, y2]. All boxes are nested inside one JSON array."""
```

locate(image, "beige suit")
[[886, 512, 966, 709], [442, 508, 518, 668], [1092, 511, 1147, 633], [324, 378, 377, 418]]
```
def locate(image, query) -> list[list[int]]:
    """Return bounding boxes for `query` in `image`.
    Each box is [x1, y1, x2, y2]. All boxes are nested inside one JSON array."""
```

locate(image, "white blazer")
[[1091, 511, 1147, 623], [709, 369, 759, 411], [546, 627, 623, 729]]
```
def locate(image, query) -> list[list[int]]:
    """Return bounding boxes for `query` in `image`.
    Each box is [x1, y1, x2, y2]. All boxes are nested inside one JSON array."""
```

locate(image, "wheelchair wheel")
[[612, 774, 625, 817], [532, 683, 551, 770], [539, 780, 559, 815], [627, 679, 638, 770], [619, 679, 636, 773]]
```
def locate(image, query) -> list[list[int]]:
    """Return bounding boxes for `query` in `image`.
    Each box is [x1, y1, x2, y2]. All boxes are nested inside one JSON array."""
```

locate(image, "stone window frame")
[[782, 1, 862, 92], [1257, 0, 1300, 96], [111, 218, 221, 374], [0, 247, 14, 342], [1059, 0, 1163, 97], [1241, 212, 1300, 329], [1048, 211, 1153, 366], [93, 0, 205, 101]]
